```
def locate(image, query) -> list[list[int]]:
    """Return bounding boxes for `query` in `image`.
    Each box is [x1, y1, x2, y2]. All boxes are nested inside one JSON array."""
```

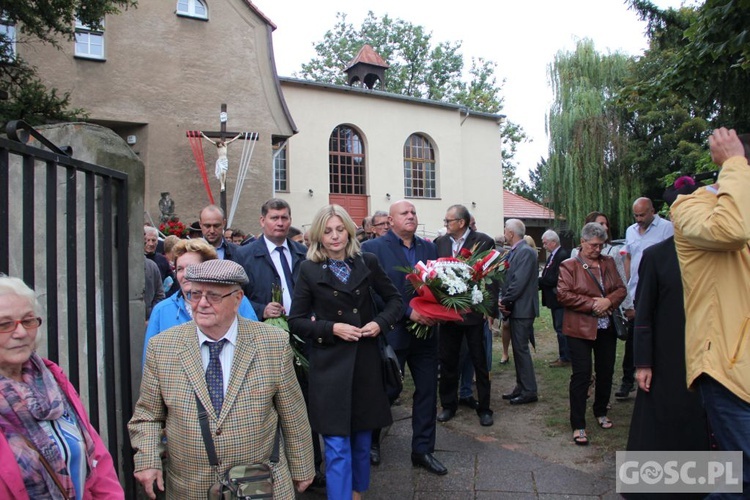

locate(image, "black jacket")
[[288, 252, 402, 435], [539, 246, 569, 309]]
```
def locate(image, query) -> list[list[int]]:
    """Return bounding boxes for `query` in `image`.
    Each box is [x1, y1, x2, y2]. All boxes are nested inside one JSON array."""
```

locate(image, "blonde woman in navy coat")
[[289, 205, 402, 500]]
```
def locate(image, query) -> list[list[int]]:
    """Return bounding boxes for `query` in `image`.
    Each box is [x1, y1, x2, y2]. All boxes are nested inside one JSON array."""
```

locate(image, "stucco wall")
[[19, 0, 294, 234], [280, 81, 505, 238]]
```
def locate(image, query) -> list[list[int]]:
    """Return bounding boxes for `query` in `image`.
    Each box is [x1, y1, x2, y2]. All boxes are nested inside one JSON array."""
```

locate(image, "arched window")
[[177, 0, 208, 19], [329, 126, 366, 195], [403, 134, 436, 198]]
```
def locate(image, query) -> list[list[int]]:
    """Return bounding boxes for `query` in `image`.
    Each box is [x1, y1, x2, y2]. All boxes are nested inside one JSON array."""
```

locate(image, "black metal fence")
[[0, 121, 134, 497]]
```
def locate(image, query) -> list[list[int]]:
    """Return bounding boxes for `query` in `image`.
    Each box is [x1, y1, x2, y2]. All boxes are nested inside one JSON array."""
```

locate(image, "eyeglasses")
[[372, 222, 389, 227], [443, 218, 459, 225], [0, 317, 42, 334], [584, 241, 605, 249], [186, 290, 240, 305]]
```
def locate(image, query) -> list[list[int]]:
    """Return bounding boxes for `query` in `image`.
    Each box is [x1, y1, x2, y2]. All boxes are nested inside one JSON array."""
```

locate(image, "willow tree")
[[545, 39, 639, 238]]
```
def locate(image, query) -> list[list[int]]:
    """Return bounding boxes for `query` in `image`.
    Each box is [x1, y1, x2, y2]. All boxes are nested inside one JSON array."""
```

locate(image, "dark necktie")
[[205, 339, 228, 415], [275, 246, 295, 293]]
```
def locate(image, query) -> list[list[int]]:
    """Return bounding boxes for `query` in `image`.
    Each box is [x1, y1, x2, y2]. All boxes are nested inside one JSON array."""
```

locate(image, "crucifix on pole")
[[196, 103, 259, 215]]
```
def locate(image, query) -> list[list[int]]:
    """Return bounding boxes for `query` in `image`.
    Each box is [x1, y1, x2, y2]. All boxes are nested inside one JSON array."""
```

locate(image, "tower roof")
[[345, 44, 390, 71]]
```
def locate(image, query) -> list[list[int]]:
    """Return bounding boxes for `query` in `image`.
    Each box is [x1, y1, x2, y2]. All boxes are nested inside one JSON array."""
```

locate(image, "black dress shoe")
[[479, 412, 494, 426], [509, 394, 538, 405], [411, 452, 448, 475], [502, 391, 521, 400], [310, 470, 326, 489], [458, 396, 479, 409], [436, 408, 456, 422], [370, 444, 381, 466]]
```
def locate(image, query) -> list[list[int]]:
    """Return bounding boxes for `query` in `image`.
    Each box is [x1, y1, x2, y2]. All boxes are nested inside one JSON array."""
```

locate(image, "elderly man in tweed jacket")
[[129, 260, 314, 499]]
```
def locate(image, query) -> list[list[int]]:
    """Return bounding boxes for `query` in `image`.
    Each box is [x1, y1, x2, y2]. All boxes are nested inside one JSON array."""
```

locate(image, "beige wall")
[[20, 0, 295, 234], [279, 80, 505, 239]]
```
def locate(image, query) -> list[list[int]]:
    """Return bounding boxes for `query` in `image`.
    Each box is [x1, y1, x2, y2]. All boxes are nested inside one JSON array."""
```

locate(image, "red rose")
[[459, 248, 473, 259]]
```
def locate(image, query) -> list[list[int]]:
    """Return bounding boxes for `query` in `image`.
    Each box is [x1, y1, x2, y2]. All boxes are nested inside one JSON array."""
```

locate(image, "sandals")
[[573, 429, 589, 446], [597, 416, 613, 429]]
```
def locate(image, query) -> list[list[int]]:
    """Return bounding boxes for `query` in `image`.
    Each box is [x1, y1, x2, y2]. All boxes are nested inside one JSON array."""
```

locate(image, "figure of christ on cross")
[[193, 103, 258, 215]]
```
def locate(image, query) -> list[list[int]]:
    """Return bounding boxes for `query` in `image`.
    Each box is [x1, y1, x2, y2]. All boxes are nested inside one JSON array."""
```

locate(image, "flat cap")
[[185, 260, 249, 286]]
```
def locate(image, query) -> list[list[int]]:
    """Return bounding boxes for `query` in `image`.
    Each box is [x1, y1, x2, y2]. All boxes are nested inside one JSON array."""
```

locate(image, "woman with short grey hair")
[[557, 222, 627, 445]]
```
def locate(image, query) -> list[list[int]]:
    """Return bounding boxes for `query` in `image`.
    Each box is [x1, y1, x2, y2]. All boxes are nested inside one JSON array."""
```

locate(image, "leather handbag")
[[610, 306, 629, 341], [379, 334, 403, 394], [198, 395, 279, 499], [574, 256, 628, 340], [369, 285, 404, 394]]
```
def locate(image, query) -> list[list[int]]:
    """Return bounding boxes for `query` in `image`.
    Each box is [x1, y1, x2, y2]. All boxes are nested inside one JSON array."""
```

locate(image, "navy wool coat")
[[289, 252, 402, 436]]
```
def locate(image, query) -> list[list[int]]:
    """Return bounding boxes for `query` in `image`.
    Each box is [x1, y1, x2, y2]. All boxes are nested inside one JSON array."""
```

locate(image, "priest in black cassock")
[[624, 235, 710, 499]]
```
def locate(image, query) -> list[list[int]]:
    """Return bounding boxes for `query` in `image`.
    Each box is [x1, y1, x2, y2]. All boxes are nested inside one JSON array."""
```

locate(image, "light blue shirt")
[[624, 214, 674, 300]]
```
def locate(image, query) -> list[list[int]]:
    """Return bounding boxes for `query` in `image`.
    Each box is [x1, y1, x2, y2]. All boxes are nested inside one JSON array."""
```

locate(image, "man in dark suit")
[[499, 218, 540, 405], [198, 205, 241, 262], [361, 200, 447, 476], [540, 229, 571, 367], [434, 204, 497, 427], [233, 198, 324, 488], [235, 199, 307, 320]]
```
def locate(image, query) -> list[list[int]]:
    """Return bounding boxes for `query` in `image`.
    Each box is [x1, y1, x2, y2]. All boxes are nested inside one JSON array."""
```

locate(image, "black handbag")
[[574, 256, 628, 340], [610, 307, 629, 341], [197, 395, 280, 499], [379, 334, 403, 394], [368, 285, 404, 394]]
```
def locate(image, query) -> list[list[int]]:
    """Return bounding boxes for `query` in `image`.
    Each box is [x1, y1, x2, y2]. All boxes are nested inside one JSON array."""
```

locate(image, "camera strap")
[[195, 394, 281, 469]]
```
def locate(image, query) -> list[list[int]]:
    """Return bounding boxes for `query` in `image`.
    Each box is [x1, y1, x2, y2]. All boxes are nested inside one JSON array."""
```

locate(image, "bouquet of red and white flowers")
[[402, 245, 508, 338]]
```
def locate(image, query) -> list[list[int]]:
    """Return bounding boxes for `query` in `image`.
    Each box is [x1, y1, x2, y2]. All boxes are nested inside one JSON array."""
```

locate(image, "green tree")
[[545, 39, 637, 237], [1, 0, 136, 126], [297, 11, 526, 189]]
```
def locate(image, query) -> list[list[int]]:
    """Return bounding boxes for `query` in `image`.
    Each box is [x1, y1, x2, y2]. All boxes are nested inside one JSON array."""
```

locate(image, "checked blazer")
[[129, 318, 314, 499]]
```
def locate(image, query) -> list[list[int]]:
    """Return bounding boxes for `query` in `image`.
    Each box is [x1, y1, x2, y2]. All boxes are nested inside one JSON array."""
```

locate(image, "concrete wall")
[[280, 80, 506, 238], [19, 0, 295, 234]]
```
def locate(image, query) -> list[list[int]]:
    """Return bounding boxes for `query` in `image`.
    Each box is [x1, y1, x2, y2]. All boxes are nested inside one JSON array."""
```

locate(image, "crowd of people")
[[1, 128, 748, 498]]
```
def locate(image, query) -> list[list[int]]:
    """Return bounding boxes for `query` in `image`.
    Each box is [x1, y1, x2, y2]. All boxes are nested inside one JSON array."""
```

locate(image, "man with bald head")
[[199, 205, 241, 262], [361, 200, 447, 476], [618, 197, 673, 399]]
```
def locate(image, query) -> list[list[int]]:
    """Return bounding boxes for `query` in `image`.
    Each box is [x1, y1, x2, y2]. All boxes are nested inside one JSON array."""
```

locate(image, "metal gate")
[[0, 121, 135, 497]]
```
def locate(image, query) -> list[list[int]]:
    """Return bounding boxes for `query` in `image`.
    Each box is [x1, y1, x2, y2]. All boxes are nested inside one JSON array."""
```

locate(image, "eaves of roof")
[[279, 77, 506, 122]]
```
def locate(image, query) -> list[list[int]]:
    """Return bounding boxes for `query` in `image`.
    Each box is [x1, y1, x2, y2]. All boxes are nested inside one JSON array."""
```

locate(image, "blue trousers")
[[698, 375, 750, 498], [323, 431, 372, 499]]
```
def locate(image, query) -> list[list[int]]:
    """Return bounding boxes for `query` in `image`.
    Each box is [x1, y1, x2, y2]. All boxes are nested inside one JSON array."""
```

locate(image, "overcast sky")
[[255, 0, 695, 181]]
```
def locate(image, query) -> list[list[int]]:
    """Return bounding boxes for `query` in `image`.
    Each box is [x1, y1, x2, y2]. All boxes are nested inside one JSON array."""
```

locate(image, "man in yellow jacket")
[[671, 127, 750, 495]]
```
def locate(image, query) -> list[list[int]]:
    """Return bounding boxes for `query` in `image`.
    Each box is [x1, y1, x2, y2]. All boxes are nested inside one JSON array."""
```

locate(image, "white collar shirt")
[[197, 317, 239, 397], [264, 236, 293, 312]]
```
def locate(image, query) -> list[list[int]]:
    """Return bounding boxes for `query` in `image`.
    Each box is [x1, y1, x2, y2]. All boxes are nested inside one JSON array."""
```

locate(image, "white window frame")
[[75, 18, 105, 60], [176, 0, 208, 20], [273, 141, 289, 193]]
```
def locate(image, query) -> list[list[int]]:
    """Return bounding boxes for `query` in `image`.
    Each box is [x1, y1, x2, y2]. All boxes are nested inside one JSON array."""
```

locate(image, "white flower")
[[471, 285, 484, 304]]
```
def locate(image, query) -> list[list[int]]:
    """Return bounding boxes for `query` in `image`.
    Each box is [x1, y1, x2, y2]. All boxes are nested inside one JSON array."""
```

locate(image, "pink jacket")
[[0, 359, 124, 499]]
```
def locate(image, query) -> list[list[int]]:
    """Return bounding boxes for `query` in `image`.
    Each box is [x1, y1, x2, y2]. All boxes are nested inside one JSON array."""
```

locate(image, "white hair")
[[542, 229, 560, 244], [505, 218, 526, 237], [144, 225, 158, 237]]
